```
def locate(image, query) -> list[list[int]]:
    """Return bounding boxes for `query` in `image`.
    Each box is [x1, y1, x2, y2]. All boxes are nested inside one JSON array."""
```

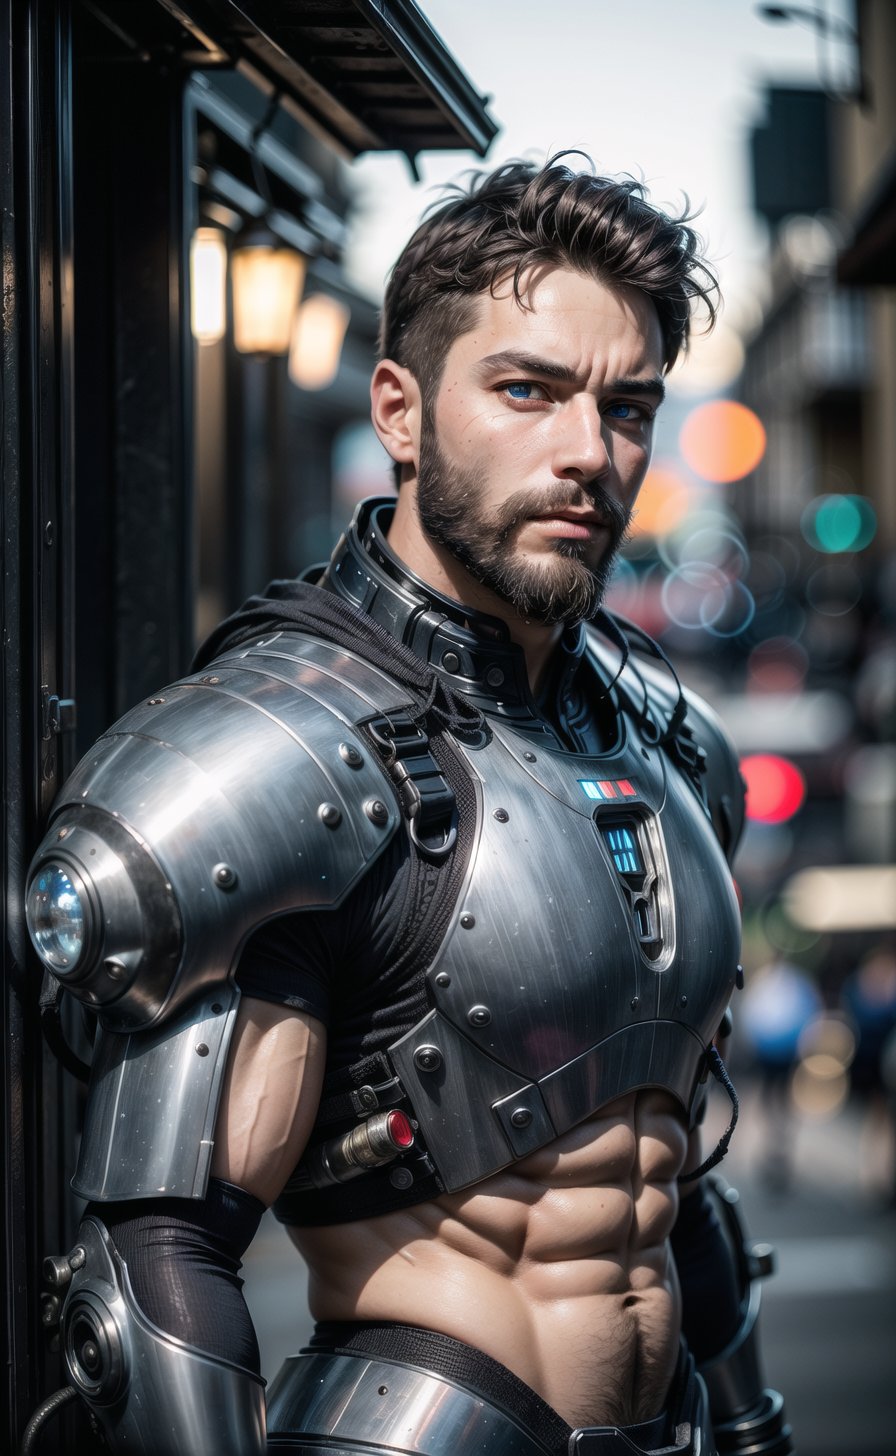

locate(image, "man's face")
[[415, 266, 665, 625]]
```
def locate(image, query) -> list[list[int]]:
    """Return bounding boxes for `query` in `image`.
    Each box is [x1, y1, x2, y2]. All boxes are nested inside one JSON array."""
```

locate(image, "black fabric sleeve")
[[236, 911, 335, 1024], [86, 1177, 265, 1374], [670, 1184, 742, 1364]]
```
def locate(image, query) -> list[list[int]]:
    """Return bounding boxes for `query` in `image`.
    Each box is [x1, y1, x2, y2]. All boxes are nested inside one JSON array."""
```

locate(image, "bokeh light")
[[741, 753, 806, 824], [679, 401, 767, 483], [630, 462, 694, 539], [747, 636, 809, 693], [800, 494, 877, 553]]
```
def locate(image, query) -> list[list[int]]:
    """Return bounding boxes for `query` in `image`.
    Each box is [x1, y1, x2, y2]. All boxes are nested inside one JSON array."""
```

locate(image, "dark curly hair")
[[379, 154, 719, 409]]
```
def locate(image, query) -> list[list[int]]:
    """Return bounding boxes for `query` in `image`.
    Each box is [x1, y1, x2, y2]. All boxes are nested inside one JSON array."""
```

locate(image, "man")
[[25, 159, 791, 1455]]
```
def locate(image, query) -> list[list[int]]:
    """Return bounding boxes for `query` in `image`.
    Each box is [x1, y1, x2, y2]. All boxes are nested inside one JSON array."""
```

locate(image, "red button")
[[387, 1110, 415, 1149]]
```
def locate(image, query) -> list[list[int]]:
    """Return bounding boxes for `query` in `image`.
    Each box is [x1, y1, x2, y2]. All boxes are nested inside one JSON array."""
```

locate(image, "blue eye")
[[607, 401, 650, 421], [506, 382, 533, 399]]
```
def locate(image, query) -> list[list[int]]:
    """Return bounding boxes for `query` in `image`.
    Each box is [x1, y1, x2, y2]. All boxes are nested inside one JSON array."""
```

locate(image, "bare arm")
[[211, 995, 327, 1206]]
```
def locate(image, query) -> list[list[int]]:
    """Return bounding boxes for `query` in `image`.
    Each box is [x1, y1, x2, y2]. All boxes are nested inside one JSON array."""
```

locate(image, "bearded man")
[[26, 158, 793, 1456]]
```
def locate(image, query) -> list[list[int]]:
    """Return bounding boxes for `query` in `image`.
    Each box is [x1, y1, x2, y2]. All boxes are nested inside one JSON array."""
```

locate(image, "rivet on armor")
[[523, 750, 537, 763], [318, 802, 342, 828], [364, 798, 390, 826], [460, 912, 475, 929], [680, 995, 688, 1007], [213, 863, 237, 890], [630, 996, 640, 1011], [390, 1167, 413, 1190], [442, 651, 461, 673], [493, 807, 509, 823], [104, 958, 126, 981], [147, 697, 165, 705], [57, 827, 69, 839], [510, 1107, 533, 1129], [736, 963, 745, 990], [211, 1002, 223, 1014], [468, 1005, 491, 1027], [196, 1043, 210, 1057], [338, 741, 363, 768], [201, 675, 221, 685], [485, 666, 505, 688], [413, 1045, 442, 1072], [434, 973, 450, 987], [378, 1384, 389, 1396]]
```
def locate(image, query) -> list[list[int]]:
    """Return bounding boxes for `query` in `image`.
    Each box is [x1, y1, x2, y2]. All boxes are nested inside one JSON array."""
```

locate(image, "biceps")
[[211, 996, 326, 1205]]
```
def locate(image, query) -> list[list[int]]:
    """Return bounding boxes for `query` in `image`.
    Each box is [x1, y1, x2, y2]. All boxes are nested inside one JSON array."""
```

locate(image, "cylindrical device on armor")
[[299, 1110, 415, 1189]]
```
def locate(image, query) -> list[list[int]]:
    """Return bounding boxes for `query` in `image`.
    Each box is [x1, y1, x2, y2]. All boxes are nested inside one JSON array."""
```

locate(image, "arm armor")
[[701, 1177, 794, 1455], [25, 637, 401, 1200], [45, 1214, 265, 1455]]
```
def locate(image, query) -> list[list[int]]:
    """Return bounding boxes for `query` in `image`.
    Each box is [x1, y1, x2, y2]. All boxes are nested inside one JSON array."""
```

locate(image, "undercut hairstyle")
[[379, 154, 719, 411]]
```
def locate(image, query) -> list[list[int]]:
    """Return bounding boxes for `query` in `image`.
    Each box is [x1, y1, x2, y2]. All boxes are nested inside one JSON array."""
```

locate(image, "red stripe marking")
[[597, 780, 617, 798], [617, 779, 637, 797]]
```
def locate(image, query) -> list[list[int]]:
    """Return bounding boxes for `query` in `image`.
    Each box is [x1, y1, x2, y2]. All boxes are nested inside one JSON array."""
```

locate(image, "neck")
[[387, 484, 564, 698]]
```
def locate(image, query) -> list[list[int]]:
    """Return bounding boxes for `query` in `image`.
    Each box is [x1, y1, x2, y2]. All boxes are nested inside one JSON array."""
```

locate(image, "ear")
[[370, 359, 423, 469]]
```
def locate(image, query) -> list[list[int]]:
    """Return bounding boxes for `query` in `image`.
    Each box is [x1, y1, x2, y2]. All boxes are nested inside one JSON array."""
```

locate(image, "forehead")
[[449, 265, 664, 377]]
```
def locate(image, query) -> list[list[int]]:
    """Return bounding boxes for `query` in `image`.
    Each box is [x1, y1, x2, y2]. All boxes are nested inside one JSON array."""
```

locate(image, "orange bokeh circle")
[[631, 463, 693, 538], [679, 401, 767, 484]]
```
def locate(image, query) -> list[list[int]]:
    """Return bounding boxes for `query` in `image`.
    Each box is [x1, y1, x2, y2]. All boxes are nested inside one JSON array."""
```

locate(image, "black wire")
[[19, 1385, 80, 1455], [679, 1047, 740, 1183]]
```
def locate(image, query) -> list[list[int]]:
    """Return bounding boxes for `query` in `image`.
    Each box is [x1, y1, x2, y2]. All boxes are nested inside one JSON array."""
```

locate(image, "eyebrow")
[[477, 350, 666, 403]]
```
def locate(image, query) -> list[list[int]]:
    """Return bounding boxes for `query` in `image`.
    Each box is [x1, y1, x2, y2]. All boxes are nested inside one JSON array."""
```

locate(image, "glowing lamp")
[[801, 494, 877, 553], [231, 227, 306, 355], [190, 228, 227, 345], [289, 294, 351, 390], [679, 401, 767, 484], [741, 753, 806, 824]]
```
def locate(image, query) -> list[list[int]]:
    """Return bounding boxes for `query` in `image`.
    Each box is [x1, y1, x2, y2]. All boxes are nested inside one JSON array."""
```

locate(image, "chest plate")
[[390, 713, 741, 1192]]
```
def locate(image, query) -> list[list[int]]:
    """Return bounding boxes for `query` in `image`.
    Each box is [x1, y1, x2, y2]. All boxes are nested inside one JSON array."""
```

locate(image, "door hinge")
[[42, 690, 77, 737]]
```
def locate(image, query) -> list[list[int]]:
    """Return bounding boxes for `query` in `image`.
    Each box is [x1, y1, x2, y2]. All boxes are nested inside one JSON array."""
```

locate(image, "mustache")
[[493, 483, 632, 546]]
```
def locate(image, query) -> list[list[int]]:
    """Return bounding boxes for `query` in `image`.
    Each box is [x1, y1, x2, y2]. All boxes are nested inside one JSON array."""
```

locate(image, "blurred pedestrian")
[[741, 957, 823, 1191]]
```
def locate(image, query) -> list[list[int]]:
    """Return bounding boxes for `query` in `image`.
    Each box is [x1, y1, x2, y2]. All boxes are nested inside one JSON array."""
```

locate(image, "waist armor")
[[385, 697, 741, 1193]]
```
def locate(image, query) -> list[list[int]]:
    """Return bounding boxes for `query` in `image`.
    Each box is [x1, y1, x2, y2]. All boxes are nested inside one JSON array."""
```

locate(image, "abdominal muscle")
[[288, 1088, 689, 1429]]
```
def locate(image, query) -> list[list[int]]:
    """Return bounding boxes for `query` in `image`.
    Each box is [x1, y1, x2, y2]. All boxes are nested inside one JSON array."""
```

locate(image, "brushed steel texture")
[[28, 641, 402, 1200], [266, 1350, 550, 1456], [391, 717, 741, 1193], [59, 1216, 265, 1455]]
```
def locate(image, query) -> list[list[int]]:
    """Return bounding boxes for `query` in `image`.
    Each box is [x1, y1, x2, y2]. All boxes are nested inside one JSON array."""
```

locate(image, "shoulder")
[[27, 631, 405, 1032], [584, 623, 746, 863]]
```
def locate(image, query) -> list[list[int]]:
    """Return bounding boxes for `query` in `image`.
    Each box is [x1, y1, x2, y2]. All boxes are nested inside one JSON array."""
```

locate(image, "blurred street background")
[[228, 3, 896, 1452]]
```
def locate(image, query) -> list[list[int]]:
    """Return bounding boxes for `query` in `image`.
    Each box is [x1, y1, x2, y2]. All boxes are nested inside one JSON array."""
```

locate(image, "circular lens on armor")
[[25, 861, 87, 972]]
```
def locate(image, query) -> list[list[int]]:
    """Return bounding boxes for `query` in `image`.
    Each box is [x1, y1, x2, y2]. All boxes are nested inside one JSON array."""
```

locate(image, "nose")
[[550, 398, 611, 484]]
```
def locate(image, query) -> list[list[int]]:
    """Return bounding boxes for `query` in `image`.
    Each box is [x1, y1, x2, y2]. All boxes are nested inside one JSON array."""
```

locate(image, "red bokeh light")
[[741, 754, 806, 824]]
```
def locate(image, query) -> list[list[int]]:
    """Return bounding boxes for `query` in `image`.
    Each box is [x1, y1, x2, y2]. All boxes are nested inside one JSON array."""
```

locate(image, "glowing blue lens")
[[25, 862, 86, 971]]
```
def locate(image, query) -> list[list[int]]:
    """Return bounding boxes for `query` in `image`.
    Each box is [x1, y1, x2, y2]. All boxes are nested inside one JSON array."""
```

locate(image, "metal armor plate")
[[390, 714, 742, 1192]]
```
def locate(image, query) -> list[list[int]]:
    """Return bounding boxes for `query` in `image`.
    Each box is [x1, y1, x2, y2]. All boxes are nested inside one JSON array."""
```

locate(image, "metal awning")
[[153, 0, 497, 161]]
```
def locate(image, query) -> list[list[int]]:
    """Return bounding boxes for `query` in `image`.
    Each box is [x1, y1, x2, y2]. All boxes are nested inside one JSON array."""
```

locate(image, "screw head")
[[485, 666, 505, 688], [79, 1340, 100, 1372], [318, 802, 342, 828], [460, 912, 475, 929], [196, 1043, 210, 1057], [104, 959, 126, 981], [364, 798, 389, 826], [441, 651, 461, 673], [413, 1045, 442, 1072], [338, 741, 363, 768], [630, 996, 640, 1011], [201, 675, 221, 685], [523, 750, 537, 763], [147, 697, 166, 705], [468, 1005, 491, 1027], [510, 1107, 533, 1129], [389, 1167, 413, 1190], [493, 807, 509, 823], [680, 994, 688, 1007], [213, 863, 237, 890], [434, 972, 450, 987]]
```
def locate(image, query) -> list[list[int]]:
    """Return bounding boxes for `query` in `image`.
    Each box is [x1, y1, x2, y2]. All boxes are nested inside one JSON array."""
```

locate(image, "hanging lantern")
[[288, 294, 351, 391], [190, 227, 228, 345], [231, 226, 306, 356]]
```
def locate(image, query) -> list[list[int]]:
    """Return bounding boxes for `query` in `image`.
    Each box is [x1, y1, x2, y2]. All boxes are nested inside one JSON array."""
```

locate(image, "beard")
[[415, 412, 633, 627]]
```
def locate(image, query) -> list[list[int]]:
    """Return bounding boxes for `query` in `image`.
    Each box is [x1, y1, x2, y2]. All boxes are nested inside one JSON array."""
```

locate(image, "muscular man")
[[26, 159, 792, 1455]]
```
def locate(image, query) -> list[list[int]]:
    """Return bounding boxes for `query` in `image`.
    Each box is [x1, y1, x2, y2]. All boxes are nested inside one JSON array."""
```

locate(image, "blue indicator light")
[[581, 781, 601, 800], [602, 825, 643, 876]]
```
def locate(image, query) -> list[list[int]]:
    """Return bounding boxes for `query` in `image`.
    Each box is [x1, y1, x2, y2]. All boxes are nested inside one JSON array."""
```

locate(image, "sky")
[[342, 0, 859, 396]]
